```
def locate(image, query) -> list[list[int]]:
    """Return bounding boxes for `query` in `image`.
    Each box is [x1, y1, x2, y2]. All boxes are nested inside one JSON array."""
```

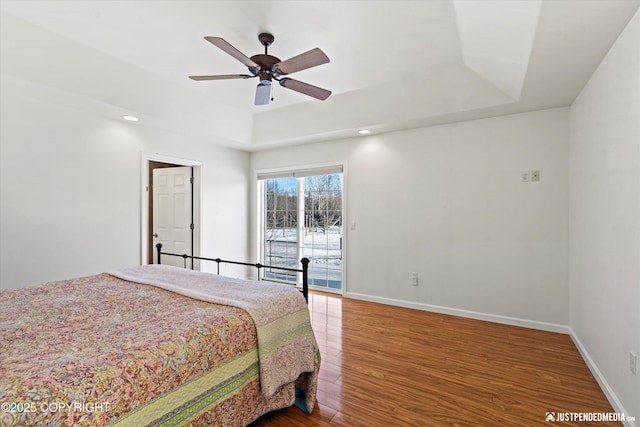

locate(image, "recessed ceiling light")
[[121, 115, 139, 122], [358, 129, 371, 135]]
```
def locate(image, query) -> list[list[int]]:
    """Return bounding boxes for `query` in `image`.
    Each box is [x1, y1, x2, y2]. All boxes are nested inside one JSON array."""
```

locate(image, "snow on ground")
[[264, 227, 342, 289]]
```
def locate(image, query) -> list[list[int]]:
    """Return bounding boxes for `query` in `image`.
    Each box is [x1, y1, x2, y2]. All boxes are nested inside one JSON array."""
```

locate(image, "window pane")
[[264, 178, 298, 280], [303, 173, 342, 290]]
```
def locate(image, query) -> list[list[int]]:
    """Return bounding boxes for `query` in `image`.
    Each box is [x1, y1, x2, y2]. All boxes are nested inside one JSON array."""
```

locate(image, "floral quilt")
[[0, 269, 319, 427]]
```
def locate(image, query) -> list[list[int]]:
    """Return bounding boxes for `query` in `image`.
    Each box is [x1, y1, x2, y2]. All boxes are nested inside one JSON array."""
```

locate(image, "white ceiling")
[[1, 0, 638, 151]]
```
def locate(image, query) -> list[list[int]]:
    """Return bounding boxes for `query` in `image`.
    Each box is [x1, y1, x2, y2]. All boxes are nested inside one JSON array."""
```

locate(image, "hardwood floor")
[[250, 292, 620, 427]]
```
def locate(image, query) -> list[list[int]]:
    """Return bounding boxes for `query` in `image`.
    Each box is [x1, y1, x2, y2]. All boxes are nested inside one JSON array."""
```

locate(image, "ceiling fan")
[[189, 33, 331, 106]]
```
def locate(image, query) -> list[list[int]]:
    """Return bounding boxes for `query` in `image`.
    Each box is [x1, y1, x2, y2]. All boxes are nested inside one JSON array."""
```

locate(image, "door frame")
[[140, 153, 203, 269]]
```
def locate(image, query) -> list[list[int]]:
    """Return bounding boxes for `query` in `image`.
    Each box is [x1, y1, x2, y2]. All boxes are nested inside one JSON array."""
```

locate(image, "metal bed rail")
[[155, 243, 310, 302]]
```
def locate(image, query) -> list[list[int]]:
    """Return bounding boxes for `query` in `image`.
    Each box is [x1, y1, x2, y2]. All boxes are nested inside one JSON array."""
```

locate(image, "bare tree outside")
[[304, 174, 342, 235], [265, 178, 297, 240]]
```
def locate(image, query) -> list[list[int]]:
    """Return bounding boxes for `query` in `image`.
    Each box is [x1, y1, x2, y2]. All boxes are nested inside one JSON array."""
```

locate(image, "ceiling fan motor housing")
[[250, 53, 282, 84], [253, 33, 282, 83]]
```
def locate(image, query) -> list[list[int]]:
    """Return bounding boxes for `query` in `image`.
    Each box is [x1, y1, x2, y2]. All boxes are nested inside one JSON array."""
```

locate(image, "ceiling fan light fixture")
[[255, 82, 271, 105]]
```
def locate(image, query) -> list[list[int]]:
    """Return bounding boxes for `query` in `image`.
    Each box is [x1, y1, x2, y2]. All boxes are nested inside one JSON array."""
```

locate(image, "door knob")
[[153, 233, 158, 238]]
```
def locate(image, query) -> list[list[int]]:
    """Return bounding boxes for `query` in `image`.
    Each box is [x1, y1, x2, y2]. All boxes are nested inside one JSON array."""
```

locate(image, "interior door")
[[152, 166, 193, 268]]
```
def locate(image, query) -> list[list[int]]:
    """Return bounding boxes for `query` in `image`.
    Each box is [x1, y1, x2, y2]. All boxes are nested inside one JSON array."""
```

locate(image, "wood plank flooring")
[[250, 292, 620, 426]]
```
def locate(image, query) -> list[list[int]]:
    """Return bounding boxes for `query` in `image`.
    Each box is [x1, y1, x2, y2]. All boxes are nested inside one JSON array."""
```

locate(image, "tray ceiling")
[[1, 0, 638, 150]]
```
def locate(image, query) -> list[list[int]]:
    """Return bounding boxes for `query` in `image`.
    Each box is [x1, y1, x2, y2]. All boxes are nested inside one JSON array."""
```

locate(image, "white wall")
[[569, 9, 640, 421], [252, 108, 570, 327], [0, 76, 250, 290]]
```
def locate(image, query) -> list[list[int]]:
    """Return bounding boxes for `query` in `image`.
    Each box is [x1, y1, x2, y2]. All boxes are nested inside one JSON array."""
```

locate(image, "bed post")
[[156, 243, 162, 264], [301, 257, 310, 302]]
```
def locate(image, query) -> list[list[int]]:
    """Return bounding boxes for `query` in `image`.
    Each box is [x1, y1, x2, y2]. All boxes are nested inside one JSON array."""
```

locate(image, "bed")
[[0, 256, 319, 427]]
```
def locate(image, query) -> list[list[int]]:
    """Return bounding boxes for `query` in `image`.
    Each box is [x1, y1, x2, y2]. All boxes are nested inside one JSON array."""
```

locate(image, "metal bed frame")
[[155, 243, 310, 302]]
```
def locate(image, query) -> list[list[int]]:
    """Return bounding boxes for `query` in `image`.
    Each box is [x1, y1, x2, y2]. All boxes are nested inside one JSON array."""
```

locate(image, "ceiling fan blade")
[[189, 74, 252, 81], [279, 78, 331, 101], [273, 48, 330, 75], [204, 36, 260, 70]]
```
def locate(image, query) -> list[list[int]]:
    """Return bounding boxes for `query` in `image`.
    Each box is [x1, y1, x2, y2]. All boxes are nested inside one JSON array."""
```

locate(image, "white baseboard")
[[569, 329, 637, 427], [345, 292, 570, 333], [344, 291, 636, 427]]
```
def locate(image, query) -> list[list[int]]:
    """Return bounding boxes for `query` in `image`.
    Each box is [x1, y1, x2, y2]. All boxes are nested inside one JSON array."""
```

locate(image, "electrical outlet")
[[411, 272, 418, 286], [630, 352, 637, 375], [521, 171, 530, 182], [531, 170, 540, 182]]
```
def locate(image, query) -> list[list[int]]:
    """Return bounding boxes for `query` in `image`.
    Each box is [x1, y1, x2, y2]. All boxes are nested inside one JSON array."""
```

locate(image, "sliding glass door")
[[260, 167, 343, 292]]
